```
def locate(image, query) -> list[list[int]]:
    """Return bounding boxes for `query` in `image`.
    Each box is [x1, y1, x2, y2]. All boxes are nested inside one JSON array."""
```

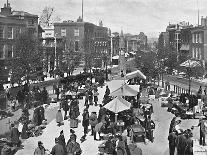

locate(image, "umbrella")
[[109, 84, 138, 96], [125, 70, 146, 80], [104, 96, 131, 122]]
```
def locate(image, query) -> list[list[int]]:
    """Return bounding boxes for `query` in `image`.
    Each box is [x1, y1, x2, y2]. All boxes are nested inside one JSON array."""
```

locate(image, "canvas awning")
[[180, 59, 201, 68], [180, 44, 190, 51], [112, 55, 119, 59], [126, 70, 146, 80], [104, 96, 131, 113], [107, 80, 125, 92], [109, 84, 138, 96]]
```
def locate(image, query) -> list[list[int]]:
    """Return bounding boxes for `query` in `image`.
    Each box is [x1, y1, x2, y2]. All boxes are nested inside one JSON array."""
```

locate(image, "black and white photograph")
[[0, 0, 207, 154]]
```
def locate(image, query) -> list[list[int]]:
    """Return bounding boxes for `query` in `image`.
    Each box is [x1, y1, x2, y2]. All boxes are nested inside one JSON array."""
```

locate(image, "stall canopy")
[[107, 80, 125, 92], [180, 60, 201, 68], [125, 70, 146, 80], [104, 96, 131, 113], [109, 84, 138, 96]]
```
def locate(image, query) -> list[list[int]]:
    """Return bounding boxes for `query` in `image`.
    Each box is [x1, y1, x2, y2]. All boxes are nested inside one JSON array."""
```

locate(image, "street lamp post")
[[161, 59, 164, 88]]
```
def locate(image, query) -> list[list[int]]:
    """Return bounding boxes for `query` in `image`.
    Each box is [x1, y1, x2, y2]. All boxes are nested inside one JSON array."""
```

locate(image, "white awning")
[[112, 55, 119, 59], [180, 59, 201, 68], [126, 70, 146, 80]]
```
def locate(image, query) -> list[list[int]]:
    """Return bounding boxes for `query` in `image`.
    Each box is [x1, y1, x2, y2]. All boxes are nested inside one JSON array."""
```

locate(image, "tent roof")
[[109, 84, 138, 96], [112, 55, 119, 59], [104, 96, 131, 113], [107, 80, 125, 92], [126, 70, 146, 80], [180, 59, 201, 68]]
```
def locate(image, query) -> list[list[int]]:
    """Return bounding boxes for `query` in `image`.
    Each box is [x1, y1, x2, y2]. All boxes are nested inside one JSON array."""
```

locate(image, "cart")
[[130, 123, 146, 143]]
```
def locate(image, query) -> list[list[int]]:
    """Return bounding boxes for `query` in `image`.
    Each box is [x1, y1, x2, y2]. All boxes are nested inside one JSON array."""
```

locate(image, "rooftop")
[[11, 10, 38, 17]]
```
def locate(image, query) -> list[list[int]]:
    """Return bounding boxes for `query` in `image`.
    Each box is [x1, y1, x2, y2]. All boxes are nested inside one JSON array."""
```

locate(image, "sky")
[[2, 0, 207, 38]]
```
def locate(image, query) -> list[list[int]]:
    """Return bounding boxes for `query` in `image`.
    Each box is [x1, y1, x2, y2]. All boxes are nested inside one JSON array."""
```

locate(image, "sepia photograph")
[[0, 0, 207, 154]]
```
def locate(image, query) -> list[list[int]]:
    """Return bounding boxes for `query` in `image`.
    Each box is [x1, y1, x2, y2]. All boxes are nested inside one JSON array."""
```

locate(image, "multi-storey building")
[[54, 18, 109, 69], [0, 1, 40, 82]]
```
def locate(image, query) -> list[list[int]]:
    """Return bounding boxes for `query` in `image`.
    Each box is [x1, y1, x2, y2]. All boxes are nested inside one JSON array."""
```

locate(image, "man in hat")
[[82, 108, 89, 136], [66, 134, 82, 155], [51, 138, 65, 155], [10, 123, 20, 147], [34, 141, 46, 155], [58, 130, 66, 154], [168, 130, 177, 155], [197, 118, 206, 146], [41, 87, 48, 105], [89, 112, 98, 138], [176, 129, 187, 155]]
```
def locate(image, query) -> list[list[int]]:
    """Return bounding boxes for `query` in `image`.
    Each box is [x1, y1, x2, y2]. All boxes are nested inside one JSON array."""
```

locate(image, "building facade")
[[54, 18, 109, 69], [0, 1, 40, 82]]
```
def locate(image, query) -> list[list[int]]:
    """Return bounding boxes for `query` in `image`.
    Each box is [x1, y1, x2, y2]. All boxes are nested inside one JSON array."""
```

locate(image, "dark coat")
[[58, 134, 66, 154], [41, 89, 48, 103], [69, 101, 80, 119], [51, 143, 65, 155], [117, 140, 127, 155], [82, 112, 89, 127], [168, 132, 177, 147], [62, 100, 69, 112], [184, 138, 193, 155], [66, 141, 82, 155], [10, 127, 20, 144], [21, 123, 28, 139], [176, 134, 187, 153]]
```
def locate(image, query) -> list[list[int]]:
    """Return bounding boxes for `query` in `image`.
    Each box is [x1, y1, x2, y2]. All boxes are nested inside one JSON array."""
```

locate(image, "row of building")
[[0, 1, 148, 82], [159, 17, 207, 75]]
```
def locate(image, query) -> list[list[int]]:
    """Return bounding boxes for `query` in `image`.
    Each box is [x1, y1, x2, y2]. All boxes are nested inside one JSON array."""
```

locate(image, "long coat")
[[82, 112, 89, 127], [10, 127, 20, 145], [33, 107, 40, 126], [56, 110, 63, 123], [69, 101, 80, 119], [117, 141, 127, 155], [21, 123, 28, 139], [66, 141, 82, 155]]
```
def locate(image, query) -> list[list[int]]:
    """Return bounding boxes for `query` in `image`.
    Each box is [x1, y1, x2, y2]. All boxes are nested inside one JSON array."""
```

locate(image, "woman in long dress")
[[56, 109, 63, 127]]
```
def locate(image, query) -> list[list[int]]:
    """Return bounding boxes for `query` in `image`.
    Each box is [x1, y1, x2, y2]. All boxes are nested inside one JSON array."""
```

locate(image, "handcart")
[[130, 123, 146, 143]]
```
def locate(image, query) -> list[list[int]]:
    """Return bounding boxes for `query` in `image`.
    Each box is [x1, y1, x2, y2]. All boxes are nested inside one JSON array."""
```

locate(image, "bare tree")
[[39, 6, 61, 27]]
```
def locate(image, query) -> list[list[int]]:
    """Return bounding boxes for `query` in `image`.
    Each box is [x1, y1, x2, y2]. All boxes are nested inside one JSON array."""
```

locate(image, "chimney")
[[0, 2, 11, 16], [201, 16, 205, 26], [99, 20, 103, 27]]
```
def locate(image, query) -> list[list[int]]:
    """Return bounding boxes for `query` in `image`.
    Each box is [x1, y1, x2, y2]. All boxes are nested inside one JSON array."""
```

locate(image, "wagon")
[[130, 123, 146, 143]]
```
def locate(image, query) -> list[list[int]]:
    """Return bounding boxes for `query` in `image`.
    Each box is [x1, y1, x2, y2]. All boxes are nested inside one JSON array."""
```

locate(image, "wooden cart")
[[130, 123, 146, 143]]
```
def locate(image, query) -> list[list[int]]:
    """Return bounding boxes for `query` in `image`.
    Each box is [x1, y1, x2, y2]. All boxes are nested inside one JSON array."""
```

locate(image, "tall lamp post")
[[161, 59, 164, 88]]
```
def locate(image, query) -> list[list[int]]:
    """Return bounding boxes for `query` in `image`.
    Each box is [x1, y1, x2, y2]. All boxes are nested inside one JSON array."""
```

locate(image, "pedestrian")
[[128, 143, 142, 155], [53, 83, 56, 94], [93, 89, 99, 106], [176, 129, 187, 155], [144, 115, 155, 142], [56, 109, 63, 127], [89, 112, 98, 138], [168, 130, 177, 155], [51, 138, 65, 155], [94, 122, 103, 140], [58, 130, 67, 155], [88, 89, 93, 105], [56, 86, 60, 101], [82, 108, 89, 136], [184, 129, 193, 155], [10, 123, 21, 147], [21, 120, 29, 139], [169, 117, 177, 134], [84, 91, 89, 106], [197, 86, 203, 99], [196, 118, 206, 146], [62, 96, 69, 120], [33, 103, 40, 126], [34, 141, 46, 155], [39, 104, 45, 124], [98, 104, 106, 123], [41, 87, 48, 105], [66, 134, 82, 155], [116, 135, 127, 155], [105, 137, 116, 155], [105, 85, 110, 96], [69, 97, 80, 128]]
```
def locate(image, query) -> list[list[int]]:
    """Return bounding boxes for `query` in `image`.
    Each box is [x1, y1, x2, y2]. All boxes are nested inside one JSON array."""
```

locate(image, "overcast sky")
[[3, 0, 207, 38]]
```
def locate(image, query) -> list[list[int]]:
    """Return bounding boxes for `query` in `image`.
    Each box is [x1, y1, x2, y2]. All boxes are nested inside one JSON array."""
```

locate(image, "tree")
[[8, 32, 43, 84], [39, 6, 61, 27]]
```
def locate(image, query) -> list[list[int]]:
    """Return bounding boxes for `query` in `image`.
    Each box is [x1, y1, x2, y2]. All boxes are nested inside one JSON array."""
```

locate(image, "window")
[[16, 27, 21, 38], [199, 48, 202, 60], [61, 28, 66, 37], [192, 47, 195, 58], [0, 26, 4, 39], [75, 41, 79, 51], [0, 45, 5, 59], [192, 34, 195, 43], [74, 29, 79, 37], [28, 19, 34, 26], [7, 45, 13, 58], [199, 33, 202, 43], [8, 27, 13, 39]]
